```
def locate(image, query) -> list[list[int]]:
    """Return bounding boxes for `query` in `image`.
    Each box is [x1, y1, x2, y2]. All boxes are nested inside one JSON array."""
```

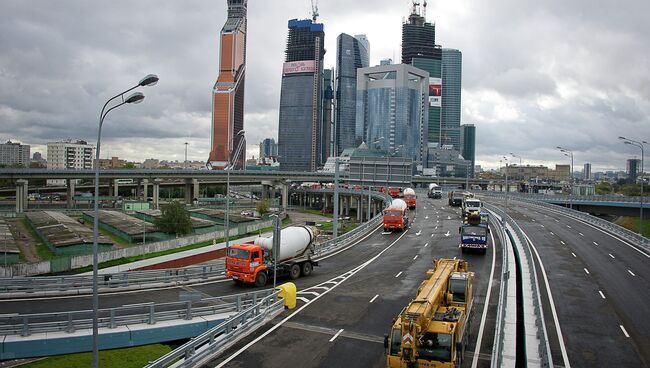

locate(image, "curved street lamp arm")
[[99, 85, 139, 124]]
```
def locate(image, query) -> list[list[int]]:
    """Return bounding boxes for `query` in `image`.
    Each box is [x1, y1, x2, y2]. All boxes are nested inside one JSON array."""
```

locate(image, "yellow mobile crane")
[[385, 259, 474, 368]]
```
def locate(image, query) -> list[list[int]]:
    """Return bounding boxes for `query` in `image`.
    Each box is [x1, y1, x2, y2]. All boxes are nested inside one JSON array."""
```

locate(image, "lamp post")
[[184, 142, 189, 169], [225, 130, 246, 248], [92, 74, 157, 368], [510, 153, 522, 181], [619, 136, 647, 235], [502, 156, 509, 211], [556, 146, 574, 209]]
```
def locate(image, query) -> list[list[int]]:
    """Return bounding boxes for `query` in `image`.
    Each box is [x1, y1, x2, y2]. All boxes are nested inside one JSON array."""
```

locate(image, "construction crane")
[[311, 0, 319, 22]]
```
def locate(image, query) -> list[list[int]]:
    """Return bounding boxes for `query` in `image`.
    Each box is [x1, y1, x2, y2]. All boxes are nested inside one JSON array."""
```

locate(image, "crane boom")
[[310, 0, 319, 22]]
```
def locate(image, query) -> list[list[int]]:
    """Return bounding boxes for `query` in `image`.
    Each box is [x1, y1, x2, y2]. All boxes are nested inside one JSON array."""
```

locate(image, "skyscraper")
[[442, 48, 462, 149], [627, 158, 641, 182], [278, 19, 325, 171], [335, 33, 369, 155], [208, 0, 247, 169], [583, 163, 592, 180], [460, 124, 476, 178], [355, 64, 429, 162], [259, 138, 278, 158], [402, 4, 443, 147]]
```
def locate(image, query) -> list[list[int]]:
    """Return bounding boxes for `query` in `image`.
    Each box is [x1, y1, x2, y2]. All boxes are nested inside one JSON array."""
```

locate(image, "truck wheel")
[[301, 262, 313, 277], [254, 272, 268, 287], [289, 264, 301, 280]]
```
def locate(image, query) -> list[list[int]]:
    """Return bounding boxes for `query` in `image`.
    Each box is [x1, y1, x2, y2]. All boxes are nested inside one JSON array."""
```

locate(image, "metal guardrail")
[[480, 192, 650, 252], [0, 288, 275, 336], [486, 208, 510, 368], [486, 203, 553, 367], [144, 289, 283, 368], [479, 190, 650, 205], [0, 262, 225, 296]]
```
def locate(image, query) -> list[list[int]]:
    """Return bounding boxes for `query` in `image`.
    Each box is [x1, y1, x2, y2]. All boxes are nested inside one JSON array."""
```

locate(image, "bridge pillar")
[[193, 179, 200, 203], [113, 179, 120, 198], [345, 196, 351, 216], [184, 179, 193, 204], [261, 185, 269, 201], [142, 179, 149, 201], [66, 179, 76, 209], [152, 178, 162, 209], [281, 185, 288, 212], [357, 196, 363, 222], [15, 179, 28, 213]]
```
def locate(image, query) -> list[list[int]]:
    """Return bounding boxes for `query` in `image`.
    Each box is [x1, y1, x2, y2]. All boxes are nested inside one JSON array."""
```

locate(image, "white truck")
[[427, 183, 442, 199], [462, 197, 483, 217]]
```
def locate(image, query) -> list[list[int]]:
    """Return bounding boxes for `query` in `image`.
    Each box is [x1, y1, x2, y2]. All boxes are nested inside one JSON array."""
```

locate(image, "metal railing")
[[480, 192, 650, 252], [486, 203, 553, 367], [0, 288, 275, 337], [0, 262, 225, 296], [144, 289, 284, 368], [479, 190, 649, 205]]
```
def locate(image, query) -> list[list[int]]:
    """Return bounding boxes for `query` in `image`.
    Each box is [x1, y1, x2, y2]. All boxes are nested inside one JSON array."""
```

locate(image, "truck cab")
[[388, 187, 402, 198], [225, 243, 267, 285], [383, 208, 408, 231], [462, 198, 482, 217]]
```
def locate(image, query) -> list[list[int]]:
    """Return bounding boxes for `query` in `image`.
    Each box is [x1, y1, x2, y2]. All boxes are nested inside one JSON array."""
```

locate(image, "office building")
[[460, 124, 476, 178], [442, 48, 462, 149], [627, 158, 641, 182], [208, 0, 248, 169], [335, 33, 370, 155], [278, 19, 325, 171], [323, 68, 334, 159], [402, 4, 443, 147], [259, 138, 278, 159], [379, 58, 392, 66], [425, 144, 471, 178], [583, 163, 592, 180], [355, 64, 429, 163], [0, 140, 30, 167]]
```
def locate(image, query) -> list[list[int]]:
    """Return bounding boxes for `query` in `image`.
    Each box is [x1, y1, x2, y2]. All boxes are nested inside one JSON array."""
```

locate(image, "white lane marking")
[[555, 219, 559, 223], [413, 255, 418, 261], [609, 253, 615, 259], [215, 227, 411, 367], [415, 230, 422, 236], [522, 231, 572, 368], [424, 243, 429, 247], [550, 232, 555, 235], [567, 225, 572, 228], [470, 230, 497, 368], [369, 294, 379, 303], [560, 241, 566, 245], [431, 234, 435, 237], [620, 325, 630, 338], [593, 241, 599, 246], [571, 252, 577, 257], [579, 232, 584, 236], [296, 296, 310, 303], [584, 268, 590, 275], [598, 291, 606, 299], [298, 291, 321, 297], [329, 328, 344, 342], [444, 231, 451, 237], [532, 219, 536, 222], [395, 271, 403, 278], [628, 270, 636, 277], [540, 224, 545, 228]]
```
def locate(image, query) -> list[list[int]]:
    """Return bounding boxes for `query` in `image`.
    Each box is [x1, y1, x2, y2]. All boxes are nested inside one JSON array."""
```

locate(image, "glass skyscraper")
[[356, 64, 429, 163], [335, 33, 369, 155], [442, 48, 462, 149], [460, 124, 476, 178], [278, 19, 325, 172]]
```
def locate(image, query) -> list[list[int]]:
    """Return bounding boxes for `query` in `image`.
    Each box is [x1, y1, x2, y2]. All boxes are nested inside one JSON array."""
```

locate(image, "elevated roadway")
[[483, 197, 650, 367]]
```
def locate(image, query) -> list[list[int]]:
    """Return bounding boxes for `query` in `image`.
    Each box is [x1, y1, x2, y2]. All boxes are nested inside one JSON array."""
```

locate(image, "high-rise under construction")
[[208, 0, 247, 169], [277, 19, 325, 171]]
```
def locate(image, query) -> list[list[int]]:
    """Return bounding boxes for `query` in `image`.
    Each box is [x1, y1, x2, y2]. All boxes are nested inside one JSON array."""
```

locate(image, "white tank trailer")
[[403, 188, 416, 196], [254, 226, 315, 263], [389, 198, 408, 211]]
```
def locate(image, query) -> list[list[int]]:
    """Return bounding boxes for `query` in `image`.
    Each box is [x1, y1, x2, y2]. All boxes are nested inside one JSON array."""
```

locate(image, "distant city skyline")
[[0, 0, 648, 172]]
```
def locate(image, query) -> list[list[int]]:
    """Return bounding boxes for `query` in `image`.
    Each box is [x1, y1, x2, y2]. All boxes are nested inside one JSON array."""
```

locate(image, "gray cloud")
[[0, 0, 648, 172]]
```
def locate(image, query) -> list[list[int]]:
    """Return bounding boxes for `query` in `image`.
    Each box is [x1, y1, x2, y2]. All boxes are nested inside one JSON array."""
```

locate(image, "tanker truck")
[[383, 199, 409, 232], [427, 183, 442, 199], [225, 226, 318, 287], [385, 259, 474, 368], [403, 188, 417, 209]]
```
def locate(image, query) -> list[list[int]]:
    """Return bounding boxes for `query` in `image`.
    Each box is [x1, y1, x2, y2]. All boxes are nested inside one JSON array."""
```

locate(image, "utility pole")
[[333, 157, 339, 239]]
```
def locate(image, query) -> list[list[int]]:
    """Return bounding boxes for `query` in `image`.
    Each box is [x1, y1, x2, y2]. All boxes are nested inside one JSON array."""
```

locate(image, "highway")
[[483, 198, 650, 368], [203, 192, 501, 368]]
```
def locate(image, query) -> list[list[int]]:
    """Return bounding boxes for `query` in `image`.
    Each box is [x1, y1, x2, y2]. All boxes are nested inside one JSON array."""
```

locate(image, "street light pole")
[[503, 157, 509, 212], [619, 136, 647, 235], [557, 146, 574, 209], [184, 142, 189, 169], [92, 74, 157, 368]]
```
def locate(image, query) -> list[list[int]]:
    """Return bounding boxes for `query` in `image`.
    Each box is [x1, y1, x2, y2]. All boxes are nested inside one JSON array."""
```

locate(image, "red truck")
[[402, 187, 416, 209], [383, 199, 409, 232], [388, 187, 401, 198], [225, 226, 318, 287]]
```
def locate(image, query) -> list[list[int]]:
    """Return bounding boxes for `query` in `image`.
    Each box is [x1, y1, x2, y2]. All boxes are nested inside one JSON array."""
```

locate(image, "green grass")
[[297, 208, 327, 216], [20, 218, 54, 261], [614, 216, 650, 237], [21, 344, 173, 368], [317, 220, 358, 234]]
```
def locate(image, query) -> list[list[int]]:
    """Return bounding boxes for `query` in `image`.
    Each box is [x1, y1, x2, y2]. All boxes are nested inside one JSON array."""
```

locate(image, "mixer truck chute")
[[403, 188, 417, 209], [225, 226, 319, 287], [383, 199, 409, 232], [385, 259, 474, 368]]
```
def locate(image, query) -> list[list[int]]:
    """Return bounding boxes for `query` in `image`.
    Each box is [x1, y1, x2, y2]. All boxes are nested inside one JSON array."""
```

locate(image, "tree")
[[256, 200, 270, 215], [154, 200, 193, 236]]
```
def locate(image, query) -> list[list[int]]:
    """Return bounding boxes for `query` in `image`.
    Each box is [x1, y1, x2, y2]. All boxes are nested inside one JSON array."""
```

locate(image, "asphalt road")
[[485, 198, 650, 368], [205, 192, 501, 368]]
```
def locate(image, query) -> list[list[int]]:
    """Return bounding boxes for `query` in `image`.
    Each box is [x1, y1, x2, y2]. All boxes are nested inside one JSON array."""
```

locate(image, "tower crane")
[[311, 0, 319, 22]]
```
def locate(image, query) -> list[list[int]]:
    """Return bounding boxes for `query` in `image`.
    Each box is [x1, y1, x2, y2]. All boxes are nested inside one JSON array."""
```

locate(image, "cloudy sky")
[[1, 0, 648, 171]]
